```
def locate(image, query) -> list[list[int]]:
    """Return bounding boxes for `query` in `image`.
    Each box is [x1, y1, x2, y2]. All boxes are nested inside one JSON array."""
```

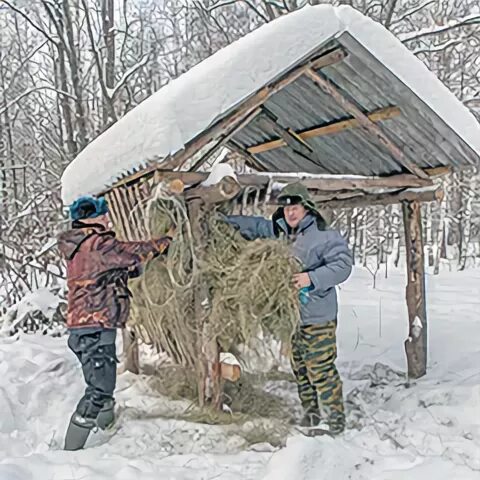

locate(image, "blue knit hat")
[[69, 196, 109, 221]]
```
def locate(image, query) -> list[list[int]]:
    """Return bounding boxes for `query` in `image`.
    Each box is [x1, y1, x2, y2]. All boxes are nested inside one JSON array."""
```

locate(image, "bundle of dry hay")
[[127, 182, 301, 371]]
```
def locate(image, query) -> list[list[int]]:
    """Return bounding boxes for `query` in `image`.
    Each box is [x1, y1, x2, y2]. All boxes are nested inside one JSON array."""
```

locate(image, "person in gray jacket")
[[225, 182, 352, 434]]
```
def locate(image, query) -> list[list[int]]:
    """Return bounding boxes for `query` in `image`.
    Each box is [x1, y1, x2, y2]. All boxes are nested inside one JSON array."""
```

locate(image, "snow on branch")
[[109, 54, 151, 99], [400, 14, 480, 43], [2, 0, 58, 45], [390, 0, 436, 27], [413, 38, 463, 55], [0, 87, 77, 117]]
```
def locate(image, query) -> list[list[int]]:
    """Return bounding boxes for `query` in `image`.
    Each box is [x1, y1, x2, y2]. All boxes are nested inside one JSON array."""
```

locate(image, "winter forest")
[[1, 0, 480, 314], [1, 1, 480, 478]]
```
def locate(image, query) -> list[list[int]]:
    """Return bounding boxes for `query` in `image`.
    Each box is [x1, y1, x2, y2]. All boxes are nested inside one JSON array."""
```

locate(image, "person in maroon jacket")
[[58, 195, 171, 450]]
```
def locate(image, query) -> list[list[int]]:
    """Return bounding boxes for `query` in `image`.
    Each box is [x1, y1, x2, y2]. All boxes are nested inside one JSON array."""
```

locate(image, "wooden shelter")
[[61, 6, 480, 404]]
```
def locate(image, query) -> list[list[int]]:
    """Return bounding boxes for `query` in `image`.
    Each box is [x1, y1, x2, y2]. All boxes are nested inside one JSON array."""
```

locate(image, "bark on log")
[[122, 328, 140, 375], [403, 201, 428, 379], [187, 199, 222, 409], [185, 176, 241, 204], [315, 187, 443, 209]]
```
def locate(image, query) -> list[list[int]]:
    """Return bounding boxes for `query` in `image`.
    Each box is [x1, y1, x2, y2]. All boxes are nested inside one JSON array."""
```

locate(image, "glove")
[[155, 236, 172, 255]]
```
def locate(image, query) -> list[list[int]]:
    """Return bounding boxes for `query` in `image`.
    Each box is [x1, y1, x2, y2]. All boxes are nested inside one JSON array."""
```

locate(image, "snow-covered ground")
[[1, 267, 480, 479]]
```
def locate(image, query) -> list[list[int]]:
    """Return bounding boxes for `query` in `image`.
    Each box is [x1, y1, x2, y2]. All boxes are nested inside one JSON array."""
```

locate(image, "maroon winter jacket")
[[58, 223, 169, 330]]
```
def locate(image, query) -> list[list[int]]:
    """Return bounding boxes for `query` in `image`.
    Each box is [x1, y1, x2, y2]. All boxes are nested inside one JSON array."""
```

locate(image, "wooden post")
[[184, 176, 240, 408], [187, 199, 222, 409], [122, 328, 140, 374], [402, 201, 428, 379]]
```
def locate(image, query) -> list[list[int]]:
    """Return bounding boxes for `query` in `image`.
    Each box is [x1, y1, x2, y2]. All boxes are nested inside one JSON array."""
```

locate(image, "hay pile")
[[128, 184, 301, 368]]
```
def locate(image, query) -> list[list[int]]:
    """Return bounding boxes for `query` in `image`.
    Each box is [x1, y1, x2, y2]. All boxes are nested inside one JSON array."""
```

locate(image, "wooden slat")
[[304, 68, 429, 179], [106, 190, 127, 240], [111, 187, 135, 240], [247, 106, 400, 155]]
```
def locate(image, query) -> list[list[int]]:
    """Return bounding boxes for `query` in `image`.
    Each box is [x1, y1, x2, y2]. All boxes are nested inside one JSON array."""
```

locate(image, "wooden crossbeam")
[[247, 106, 400, 155], [146, 170, 433, 191], [256, 108, 320, 166], [303, 68, 429, 180], [227, 140, 268, 171], [314, 186, 443, 209], [187, 108, 262, 172]]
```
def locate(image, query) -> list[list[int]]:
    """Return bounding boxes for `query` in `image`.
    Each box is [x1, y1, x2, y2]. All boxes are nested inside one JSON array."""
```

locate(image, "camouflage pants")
[[290, 320, 345, 429]]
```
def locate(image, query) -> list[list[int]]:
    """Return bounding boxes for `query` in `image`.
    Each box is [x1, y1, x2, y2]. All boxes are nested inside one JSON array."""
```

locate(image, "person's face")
[[284, 204, 307, 228]]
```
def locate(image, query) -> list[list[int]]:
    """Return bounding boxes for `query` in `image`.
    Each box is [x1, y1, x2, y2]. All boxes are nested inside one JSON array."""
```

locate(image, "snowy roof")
[[61, 5, 480, 205]]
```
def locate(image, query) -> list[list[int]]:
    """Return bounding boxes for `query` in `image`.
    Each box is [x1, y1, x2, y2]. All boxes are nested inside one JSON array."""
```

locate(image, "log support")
[[122, 328, 140, 374], [402, 200, 428, 379], [185, 177, 240, 409]]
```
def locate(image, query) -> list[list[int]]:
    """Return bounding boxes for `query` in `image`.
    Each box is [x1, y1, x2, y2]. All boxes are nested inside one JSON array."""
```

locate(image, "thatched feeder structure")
[[61, 5, 480, 408]]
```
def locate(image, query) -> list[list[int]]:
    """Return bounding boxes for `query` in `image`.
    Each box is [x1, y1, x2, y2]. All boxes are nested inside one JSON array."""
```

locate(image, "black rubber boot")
[[96, 400, 115, 430], [64, 413, 96, 451]]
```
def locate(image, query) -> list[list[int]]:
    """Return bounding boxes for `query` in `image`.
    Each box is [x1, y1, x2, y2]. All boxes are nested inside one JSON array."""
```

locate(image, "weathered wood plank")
[[336, 34, 479, 167], [247, 106, 400, 155], [255, 107, 320, 166], [313, 186, 443, 209], [187, 108, 262, 172], [146, 170, 433, 191], [304, 67, 429, 179]]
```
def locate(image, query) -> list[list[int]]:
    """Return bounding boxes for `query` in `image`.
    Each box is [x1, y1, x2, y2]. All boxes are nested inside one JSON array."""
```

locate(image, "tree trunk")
[[434, 195, 447, 275], [62, 0, 88, 149], [102, 0, 116, 124]]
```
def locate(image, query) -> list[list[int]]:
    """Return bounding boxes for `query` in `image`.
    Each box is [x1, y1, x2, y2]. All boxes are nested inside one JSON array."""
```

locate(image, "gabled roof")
[[61, 4, 480, 204]]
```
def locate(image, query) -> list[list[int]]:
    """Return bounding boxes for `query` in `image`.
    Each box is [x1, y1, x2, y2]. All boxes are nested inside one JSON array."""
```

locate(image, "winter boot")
[[64, 412, 96, 451], [299, 406, 321, 428], [96, 400, 115, 430], [328, 416, 345, 435]]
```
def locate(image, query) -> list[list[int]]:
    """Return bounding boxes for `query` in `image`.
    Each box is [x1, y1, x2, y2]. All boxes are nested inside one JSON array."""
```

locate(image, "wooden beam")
[[186, 198, 222, 408], [104, 48, 347, 192], [227, 140, 268, 172], [247, 106, 401, 155], [314, 187, 443, 209], [304, 68, 430, 180], [256, 108, 320, 166], [185, 176, 241, 204], [403, 201, 428, 379], [424, 166, 451, 178], [187, 108, 262, 172], [146, 170, 433, 192]]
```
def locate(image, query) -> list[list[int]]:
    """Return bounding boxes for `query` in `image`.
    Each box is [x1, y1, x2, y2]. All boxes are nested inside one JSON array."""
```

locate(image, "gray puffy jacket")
[[226, 213, 353, 326]]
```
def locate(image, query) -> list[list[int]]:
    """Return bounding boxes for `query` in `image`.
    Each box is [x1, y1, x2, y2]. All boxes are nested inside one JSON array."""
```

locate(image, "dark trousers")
[[68, 329, 117, 419]]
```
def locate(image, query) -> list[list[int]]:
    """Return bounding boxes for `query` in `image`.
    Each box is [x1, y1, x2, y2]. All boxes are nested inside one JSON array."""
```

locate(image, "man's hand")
[[155, 236, 171, 254], [292, 272, 311, 290]]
